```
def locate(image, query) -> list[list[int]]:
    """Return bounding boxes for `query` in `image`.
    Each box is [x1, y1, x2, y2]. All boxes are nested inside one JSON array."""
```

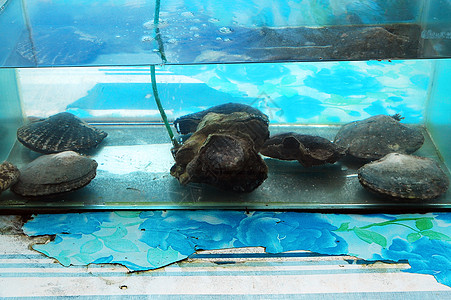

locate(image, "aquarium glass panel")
[[0, 68, 23, 161], [1, 0, 451, 67], [17, 60, 431, 125], [420, 0, 451, 57], [0, 1, 450, 212], [426, 59, 451, 172], [0, 0, 26, 66], [0, 59, 448, 212]]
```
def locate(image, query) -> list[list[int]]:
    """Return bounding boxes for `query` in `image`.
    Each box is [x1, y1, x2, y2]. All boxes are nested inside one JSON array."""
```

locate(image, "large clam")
[[334, 114, 424, 161], [171, 111, 269, 192], [17, 112, 107, 154], [358, 153, 449, 201], [173, 102, 269, 135], [11, 151, 98, 197]]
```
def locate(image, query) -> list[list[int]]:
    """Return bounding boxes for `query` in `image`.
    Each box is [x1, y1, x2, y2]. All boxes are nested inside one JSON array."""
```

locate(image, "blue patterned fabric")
[[23, 211, 451, 287]]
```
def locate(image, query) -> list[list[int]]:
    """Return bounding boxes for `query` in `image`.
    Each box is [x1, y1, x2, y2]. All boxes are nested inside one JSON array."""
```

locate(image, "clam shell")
[[173, 102, 269, 135], [171, 111, 269, 192], [195, 112, 269, 151], [334, 115, 424, 161], [17, 112, 107, 154], [260, 132, 345, 167], [172, 133, 268, 193], [11, 151, 98, 197], [0, 162, 20, 193], [358, 153, 449, 201]]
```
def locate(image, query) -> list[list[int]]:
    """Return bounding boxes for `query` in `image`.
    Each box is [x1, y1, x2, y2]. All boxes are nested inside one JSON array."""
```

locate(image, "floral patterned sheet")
[[22, 211, 451, 287]]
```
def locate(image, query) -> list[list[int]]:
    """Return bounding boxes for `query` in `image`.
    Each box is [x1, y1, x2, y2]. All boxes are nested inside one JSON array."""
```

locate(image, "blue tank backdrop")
[[66, 82, 259, 120]]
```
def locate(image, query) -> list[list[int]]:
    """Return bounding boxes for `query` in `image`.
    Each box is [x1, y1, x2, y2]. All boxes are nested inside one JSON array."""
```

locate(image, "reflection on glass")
[[0, 0, 450, 67], [0, 1, 450, 211]]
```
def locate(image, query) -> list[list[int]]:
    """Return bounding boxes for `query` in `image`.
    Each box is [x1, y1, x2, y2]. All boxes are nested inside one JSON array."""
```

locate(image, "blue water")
[[1, 0, 426, 67], [54, 60, 430, 124]]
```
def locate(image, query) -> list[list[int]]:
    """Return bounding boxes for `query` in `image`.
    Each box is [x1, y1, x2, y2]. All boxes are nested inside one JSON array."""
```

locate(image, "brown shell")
[[0, 162, 20, 193], [358, 153, 449, 201], [260, 132, 345, 167], [173, 102, 269, 135], [172, 111, 270, 159], [172, 133, 268, 193], [171, 112, 269, 192], [334, 115, 424, 161], [17, 112, 107, 154], [196, 112, 269, 151], [11, 151, 98, 197]]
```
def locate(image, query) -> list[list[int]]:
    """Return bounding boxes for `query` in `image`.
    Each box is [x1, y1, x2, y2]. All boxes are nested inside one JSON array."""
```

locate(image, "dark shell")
[[334, 115, 424, 161], [358, 153, 449, 201], [17, 112, 108, 154], [172, 133, 268, 193], [11, 151, 98, 197], [173, 111, 270, 158], [260, 132, 345, 167], [196, 112, 269, 151], [173, 102, 269, 135], [171, 112, 269, 192], [0, 162, 20, 193]]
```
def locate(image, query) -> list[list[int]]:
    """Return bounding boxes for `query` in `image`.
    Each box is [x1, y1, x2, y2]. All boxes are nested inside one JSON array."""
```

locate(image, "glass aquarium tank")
[[0, 0, 450, 212]]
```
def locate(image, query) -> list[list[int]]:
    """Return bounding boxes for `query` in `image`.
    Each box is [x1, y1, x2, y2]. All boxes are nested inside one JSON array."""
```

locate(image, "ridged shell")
[[173, 102, 269, 135], [173, 133, 268, 193], [358, 153, 449, 201], [171, 112, 269, 192], [260, 132, 345, 167], [195, 112, 269, 151], [334, 115, 424, 161], [17, 112, 107, 154], [0, 162, 20, 193], [11, 151, 98, 197]]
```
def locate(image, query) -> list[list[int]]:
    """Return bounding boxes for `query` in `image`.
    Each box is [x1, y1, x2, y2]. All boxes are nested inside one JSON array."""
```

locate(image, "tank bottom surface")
[[1, 124, 449, 213]]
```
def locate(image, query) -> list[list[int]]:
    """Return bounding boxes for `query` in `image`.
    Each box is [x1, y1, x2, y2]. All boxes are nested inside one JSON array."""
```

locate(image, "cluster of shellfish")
[[1, 105, 449, 202], [171, 103, 449, 200], [171, 104, 270, 193], [0, 112, 106, 198], [334, 114, 449, 201]]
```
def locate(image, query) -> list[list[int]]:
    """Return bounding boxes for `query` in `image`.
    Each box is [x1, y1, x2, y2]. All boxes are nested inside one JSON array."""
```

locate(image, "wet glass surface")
[[0, 0, 451, 67], [0, 2, 450, 212]]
